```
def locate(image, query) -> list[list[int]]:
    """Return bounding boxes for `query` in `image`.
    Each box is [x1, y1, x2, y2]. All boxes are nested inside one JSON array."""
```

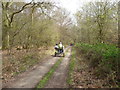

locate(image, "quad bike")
[[54, 48, 65, 57]]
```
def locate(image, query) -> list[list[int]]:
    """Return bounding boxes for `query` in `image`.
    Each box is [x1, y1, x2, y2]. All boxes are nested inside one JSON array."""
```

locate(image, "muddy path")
[[3, 47, 70, 88], [45, 48, 71, 88]]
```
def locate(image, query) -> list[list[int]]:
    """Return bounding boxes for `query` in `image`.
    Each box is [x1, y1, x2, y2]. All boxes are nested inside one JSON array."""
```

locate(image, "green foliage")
[[75, 43, 119, 78], [76, 43, 118, 60], [2, 2, 72, 50], [75, 1, 118, 44], [75, 43, 120, 87]]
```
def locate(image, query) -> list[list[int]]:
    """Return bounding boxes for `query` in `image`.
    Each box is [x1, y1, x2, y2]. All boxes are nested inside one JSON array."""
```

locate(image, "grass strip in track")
[[36, 57, 63, 88]]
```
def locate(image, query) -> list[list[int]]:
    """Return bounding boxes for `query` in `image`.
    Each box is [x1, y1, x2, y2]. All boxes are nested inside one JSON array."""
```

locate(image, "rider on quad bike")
[[54, 42, 65, 57], [58, 42, 64, 53]]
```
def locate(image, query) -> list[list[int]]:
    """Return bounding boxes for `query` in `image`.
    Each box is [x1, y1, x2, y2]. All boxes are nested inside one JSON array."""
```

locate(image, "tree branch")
[[9, 2, 32, 26]]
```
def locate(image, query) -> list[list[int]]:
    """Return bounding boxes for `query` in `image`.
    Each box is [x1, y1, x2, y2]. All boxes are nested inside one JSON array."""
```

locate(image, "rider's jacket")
[[58, 44, 63, 49]]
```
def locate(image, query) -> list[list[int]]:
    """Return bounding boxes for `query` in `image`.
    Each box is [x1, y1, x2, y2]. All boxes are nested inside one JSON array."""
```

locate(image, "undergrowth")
[[67, 47, 76, 87], [75, 43, 120, 87]]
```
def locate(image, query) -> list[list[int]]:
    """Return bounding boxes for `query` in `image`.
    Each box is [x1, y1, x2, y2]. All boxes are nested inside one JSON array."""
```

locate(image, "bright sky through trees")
[[25, 0, 97, 14], [25, 0, 117, 23]]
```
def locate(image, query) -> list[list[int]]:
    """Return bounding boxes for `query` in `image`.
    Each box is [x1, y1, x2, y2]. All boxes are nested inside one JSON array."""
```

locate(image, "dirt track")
[[3, 47, 71, 88], [3, 57, 60, 88], [45, 48, 71, 88]]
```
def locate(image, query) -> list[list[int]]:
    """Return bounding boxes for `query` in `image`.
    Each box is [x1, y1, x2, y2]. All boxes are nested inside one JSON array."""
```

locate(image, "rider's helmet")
[[59, 42, 62, 44]]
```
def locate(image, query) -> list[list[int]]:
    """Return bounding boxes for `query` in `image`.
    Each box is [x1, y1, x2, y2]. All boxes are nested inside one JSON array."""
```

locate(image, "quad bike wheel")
[[63, 53, 65, 57], [55, 52, 57, 57]]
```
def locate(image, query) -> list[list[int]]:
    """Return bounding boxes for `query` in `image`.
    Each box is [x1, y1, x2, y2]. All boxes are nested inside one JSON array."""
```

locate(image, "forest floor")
[[70, 50, 115, 88], [2, 47, 70, 88], [2, 47, 54, 84], [2, 47, 114, 88], [71, 55, 106, 88]]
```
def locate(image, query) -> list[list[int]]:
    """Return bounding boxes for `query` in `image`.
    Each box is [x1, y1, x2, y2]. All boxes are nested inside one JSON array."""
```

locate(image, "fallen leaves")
[[2, 47, 54, 84], [71, 56, 108, 88]]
